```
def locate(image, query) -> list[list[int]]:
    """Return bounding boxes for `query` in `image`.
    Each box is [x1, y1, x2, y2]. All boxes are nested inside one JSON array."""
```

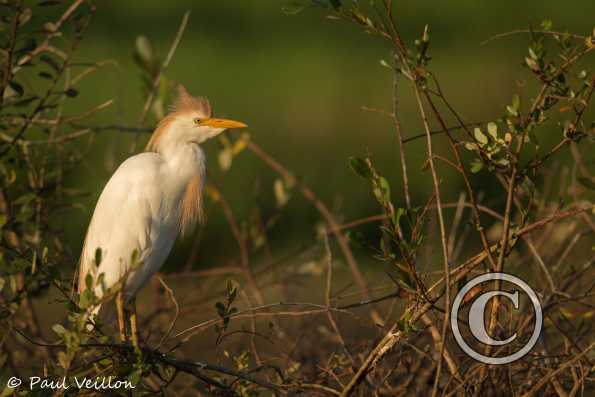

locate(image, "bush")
[[1, 1, 594, 396]]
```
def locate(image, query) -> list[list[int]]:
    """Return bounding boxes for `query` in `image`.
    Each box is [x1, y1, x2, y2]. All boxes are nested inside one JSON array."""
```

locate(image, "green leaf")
[[52, 324, 66, 336], [273, 178, 289, 207], [94, 248, 102, 267], [127, 369, 142, 387], [79, 289, 93, 309], [134, 35, 155, 70], [474, 128, 488, 145], [226, 280, 237, 303], [512, 94, 520, 111], [541, 19, 552, 31], [470, 160, 483, 173], [215, 302, 226, 318], [14, 192, 35, 206], [0, 214, 7, 229], [525, 57, 540, 72], [392, 207, 405, 228], [350, 10, 368, 25], [349, 156, 373, 180], [506, 105, 519, 117], [38, 71, 53, 80], [393, 265, 415, 290], [379, 176, 390, 198], [85, 273, 94, 292], [487, 122, 498, 139], [8, 81, 24, 96]]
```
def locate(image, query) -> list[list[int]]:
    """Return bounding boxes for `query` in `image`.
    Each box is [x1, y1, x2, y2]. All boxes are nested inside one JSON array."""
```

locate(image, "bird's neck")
[[147, 119, 206, 198], [160, 143, 205, 183], [158, 143, 205, 235]]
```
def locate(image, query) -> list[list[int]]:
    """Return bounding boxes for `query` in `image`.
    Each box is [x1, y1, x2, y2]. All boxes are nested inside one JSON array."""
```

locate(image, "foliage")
[[1, 0, 594, 396]]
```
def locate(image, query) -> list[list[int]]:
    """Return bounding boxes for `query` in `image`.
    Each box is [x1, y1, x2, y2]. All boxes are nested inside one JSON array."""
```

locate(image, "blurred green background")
[[58, 0, 595, 271]]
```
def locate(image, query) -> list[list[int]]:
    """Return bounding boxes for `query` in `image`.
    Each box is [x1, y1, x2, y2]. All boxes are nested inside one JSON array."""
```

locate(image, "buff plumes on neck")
[[145, 85, 210, 236]]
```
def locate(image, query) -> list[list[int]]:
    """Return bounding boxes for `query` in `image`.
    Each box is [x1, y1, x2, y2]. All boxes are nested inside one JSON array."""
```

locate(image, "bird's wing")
[[78, 152, 179, 300]]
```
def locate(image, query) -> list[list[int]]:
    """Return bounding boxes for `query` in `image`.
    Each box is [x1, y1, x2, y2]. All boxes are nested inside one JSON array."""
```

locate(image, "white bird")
[[78, 85, 247, 345]]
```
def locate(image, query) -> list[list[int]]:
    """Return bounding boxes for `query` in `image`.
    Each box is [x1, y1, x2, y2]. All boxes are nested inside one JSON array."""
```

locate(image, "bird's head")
[[146, 85, 247, 153]]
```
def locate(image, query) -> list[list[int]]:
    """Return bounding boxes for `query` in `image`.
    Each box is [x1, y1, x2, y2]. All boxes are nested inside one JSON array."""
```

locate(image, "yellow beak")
[[202, 118, 247, 129]]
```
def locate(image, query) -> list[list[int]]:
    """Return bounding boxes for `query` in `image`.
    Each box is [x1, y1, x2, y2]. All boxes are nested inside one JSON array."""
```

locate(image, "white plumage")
[[78, 85, 246, 334]]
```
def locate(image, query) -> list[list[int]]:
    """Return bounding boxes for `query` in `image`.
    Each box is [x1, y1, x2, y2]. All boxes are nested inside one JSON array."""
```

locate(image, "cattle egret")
[[78, 85, 247, 346]]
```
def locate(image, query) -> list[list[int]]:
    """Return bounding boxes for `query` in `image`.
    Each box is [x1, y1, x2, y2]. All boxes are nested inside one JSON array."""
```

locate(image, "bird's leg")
[[129, 298, 140, 351], [115, 291, 127, 343]]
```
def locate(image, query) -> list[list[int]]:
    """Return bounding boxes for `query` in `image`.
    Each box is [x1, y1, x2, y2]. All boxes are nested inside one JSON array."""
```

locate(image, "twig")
[[246, 140, 372, 300], [156, 277, 180, 349], [519, 342, 595, 397], [130, 11, 190, 153], [340, 325, 402, 397]]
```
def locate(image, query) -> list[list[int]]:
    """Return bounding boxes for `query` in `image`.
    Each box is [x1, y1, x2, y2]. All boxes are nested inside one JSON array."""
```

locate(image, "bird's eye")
[[194, 118, 202, 125]]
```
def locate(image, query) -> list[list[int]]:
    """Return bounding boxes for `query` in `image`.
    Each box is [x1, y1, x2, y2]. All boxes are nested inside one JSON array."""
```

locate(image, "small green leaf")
[[79, 289, 93, 309], [273, 178, 289, 208], [134, 35, 155, 70], [8, 81, 24, 96], [218, 147, 233, 171], [541, 19, 552, 31], [94, 248, 102, 267], [470, 160, 483, 173], [127, 369, 142, 387], [525, 57, 540, 72], [512, 94, 520, 111], [226, 280, 237, 303], [52, 324, 66, 336], [349, 156, 373, 180], [350, 10, 367, 25], [487, 122, 498, 139], [38, 71, 53, 80], [506, 105, 519, 117], [14, 192, 35, 206], [215, 302, 226, 318], [474, 128, 488, 145], [379, 59, 391, 69], [85, 273, 94, 292], [392, 207, 405, 228], [379, 176, 390, 196]]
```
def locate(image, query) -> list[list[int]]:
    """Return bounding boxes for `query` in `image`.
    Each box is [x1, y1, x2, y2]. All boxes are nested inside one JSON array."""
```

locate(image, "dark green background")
[[58, 0, 594, 270]]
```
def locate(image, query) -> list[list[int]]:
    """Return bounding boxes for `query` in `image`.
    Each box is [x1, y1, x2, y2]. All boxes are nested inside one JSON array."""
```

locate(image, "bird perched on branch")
[[78, 85, 247, 347]]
